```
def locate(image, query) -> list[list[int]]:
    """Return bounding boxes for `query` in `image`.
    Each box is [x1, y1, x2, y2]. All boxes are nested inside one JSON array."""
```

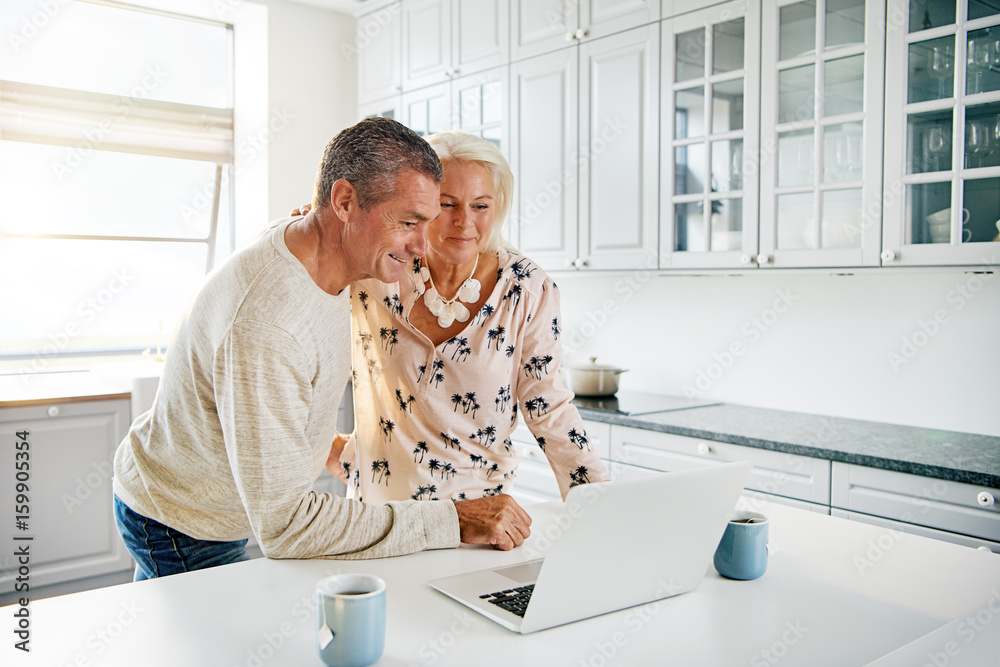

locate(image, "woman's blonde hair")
[[425, 131, 514, 254]]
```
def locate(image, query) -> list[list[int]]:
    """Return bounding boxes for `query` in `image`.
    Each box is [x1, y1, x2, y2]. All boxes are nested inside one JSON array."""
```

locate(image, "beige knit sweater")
[[113, 218, 459, 559]]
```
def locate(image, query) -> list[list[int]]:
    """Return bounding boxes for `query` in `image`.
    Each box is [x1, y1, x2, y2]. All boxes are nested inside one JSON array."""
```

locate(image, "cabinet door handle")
[[47, 405, 60, 417], [565, 32, 576, 42], [978, 491, 995, 507], [756, 253, 770, 265], [881, 250, 896, 263], [697, 442, 711, 456], [740, 254, 754, 265], [575, 29, 588, 40]]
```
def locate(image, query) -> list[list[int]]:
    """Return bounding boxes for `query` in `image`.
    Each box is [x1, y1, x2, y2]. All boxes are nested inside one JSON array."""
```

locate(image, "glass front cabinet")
[[758, 0, 886, 268], [660, 0, 762, 270], [882, 0, 1000, 266]]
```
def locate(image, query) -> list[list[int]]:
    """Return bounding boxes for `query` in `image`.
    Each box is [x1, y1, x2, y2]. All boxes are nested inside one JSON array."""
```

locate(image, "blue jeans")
[[114, 495, 249, 581]]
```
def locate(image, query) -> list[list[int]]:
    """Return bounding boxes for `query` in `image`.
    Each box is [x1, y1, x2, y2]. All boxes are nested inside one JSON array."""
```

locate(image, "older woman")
[[339, 131, 609, 504]]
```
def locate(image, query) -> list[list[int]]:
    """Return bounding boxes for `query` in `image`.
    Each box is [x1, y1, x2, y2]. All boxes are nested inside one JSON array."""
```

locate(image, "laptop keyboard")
[[480, 584, 534, 617]]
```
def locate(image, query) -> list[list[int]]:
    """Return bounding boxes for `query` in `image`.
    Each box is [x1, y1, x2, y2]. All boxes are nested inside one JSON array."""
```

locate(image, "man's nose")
[[408, 226, 429, 257]]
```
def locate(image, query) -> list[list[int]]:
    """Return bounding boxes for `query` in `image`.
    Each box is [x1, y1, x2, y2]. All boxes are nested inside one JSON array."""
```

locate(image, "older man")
[[113, 118, 531, 580]]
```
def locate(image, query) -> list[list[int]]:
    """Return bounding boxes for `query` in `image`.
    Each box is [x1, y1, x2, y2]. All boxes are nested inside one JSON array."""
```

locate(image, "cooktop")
[[571, 390, 718, 416]]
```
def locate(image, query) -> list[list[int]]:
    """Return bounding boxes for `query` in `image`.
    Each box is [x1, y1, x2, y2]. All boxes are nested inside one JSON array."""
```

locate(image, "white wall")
[[251, 0, 357, 223], [555, 269, 1000, 437]]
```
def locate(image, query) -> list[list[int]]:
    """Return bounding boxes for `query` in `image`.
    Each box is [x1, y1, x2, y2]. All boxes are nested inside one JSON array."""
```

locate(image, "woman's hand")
[[326, 434, 349, 481], [290, 203, 312, 217]]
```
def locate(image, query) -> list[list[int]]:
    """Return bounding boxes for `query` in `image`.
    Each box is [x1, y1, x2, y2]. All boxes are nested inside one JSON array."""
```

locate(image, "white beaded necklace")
[[420, 254, 481, 328]]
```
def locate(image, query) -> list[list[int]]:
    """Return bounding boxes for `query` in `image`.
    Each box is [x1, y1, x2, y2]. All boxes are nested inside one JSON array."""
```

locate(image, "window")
[[0, 0, 236, 369]]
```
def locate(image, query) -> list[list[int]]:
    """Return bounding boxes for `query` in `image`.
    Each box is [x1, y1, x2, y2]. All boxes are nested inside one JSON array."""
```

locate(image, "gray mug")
[[316, 574, 386, 667]]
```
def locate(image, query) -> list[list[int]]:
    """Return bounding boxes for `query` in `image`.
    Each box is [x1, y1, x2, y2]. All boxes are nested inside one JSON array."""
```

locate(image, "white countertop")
[[4, 496, 999, 666]]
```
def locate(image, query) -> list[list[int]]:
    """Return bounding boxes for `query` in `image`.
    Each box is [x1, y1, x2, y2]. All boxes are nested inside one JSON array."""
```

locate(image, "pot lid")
[[565, 356, 626, 372]]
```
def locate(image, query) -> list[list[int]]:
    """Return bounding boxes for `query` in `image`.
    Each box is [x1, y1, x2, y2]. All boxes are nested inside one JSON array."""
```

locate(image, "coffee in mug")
[[316, 574, 386, 667], [713, 510, 768, 581]]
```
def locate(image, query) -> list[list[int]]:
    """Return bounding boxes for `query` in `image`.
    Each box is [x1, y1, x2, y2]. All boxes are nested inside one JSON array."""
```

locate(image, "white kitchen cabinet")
[[511, 0, 660, 62], [513, 24, 659, 272], [610, 425, 832, 505], [357, 2, 404, 105], [359, 96, 403, 124], [0, 399, 132, 598], [880, 0, 1000, 267], [758, 0, 886, 268], [831, 508, 1000, 554], [660, 0, 761, 270], [400, 66, 509, 155], [831, 461, 1000, 543], [508, 418, 612, 504], [511, 47, 579, 266], [403, 0, 509, 91]]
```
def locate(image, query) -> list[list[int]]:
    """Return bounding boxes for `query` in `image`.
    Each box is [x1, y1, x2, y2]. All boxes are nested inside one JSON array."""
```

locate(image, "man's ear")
[[329, 179, 356, 221]]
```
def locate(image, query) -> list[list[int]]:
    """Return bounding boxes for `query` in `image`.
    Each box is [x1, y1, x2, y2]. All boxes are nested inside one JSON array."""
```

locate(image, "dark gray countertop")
[[576, 403, 1000, 488]]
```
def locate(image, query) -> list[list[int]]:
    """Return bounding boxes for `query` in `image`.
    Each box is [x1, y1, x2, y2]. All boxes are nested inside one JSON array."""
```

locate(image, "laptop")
[[428, 460, 753, 634]]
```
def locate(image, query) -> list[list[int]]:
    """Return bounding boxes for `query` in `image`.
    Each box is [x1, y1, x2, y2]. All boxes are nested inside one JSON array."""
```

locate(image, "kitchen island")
[[4, 495, 999, 666]]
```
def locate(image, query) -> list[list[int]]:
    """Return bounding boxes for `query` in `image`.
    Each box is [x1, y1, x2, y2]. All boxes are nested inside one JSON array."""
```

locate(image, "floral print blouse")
[[342, 248, 609, 504]]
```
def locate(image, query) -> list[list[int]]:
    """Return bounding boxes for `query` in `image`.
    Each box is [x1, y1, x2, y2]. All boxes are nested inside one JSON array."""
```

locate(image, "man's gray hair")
[[312, 117, 443, 211]]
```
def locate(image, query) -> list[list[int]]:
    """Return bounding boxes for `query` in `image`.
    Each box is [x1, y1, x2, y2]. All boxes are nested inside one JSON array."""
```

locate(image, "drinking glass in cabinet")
[[820, 189, 863, 248], [906, 181, 952, 245], [825, 0, 865, 48], [823, 122, 863, 182], [779, 1, 816, 61], [824, 55, 864, 117], [965, 102, 1000, 170], [906, 110, 953, 174], [711, 198, 743, 251], [778, 129, 814, 187], [908, 1, 954, 32], [908, 37, 955, 103], [711, 139, 743, 192], [966, 29, 1000, 95], [963, 177, 1000, 243]]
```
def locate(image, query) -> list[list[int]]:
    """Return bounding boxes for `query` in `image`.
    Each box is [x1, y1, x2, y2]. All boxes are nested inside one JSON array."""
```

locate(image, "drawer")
[[831, 462, 1000, 542], [610, 426, 831, 505], [511, 418, 612, 460], [511, 442, 561, 501], [831, 508, 1000, 554]]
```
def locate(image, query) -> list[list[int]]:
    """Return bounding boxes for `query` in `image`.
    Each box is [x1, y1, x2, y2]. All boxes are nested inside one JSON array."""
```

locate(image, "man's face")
[[350, 169, 440, 284]]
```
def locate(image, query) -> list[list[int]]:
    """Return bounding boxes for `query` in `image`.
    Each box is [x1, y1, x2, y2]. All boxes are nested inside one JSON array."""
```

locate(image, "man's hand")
[[290, 203, 312, 217], [325, 434, 349, 482], [453, 495, 532, 551]]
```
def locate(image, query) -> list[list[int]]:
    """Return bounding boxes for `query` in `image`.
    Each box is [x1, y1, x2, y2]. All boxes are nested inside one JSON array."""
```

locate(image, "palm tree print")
[[395, 389, 415, 414], [456, 492, 467, 500], [475, 303, 495, 326], [483, 483, 504, 496], [357, 331, 373, 354], [486, 325, 506, 350], [378, 417, 395, 442], [433, 372, 445, 387], [341, 461, 352, 479], [412, 258, 422, 274], [462, 392, 477, 413], [451, 394, 464, 411], [502, 437, 513, 453], [456, 344, 472, 362], [510, 258, 535, 281], [505, 344, 515, 358], [496, 385, 512, 412], [417, 364, 427, 382], [569, 466, 590, 488], [535, 436, 546, 452], [551, 317, 560, 340], [469, 453, 487, 467], [427, 459, 440, 478], [358, 291, 369, 310], [567, 429, 591, 450], [382, 294, 403, 316], [502, 283, 522, 310], [371, 459, 390, 484], [486, 463, 500, 479], [412, 442, 428, 463]]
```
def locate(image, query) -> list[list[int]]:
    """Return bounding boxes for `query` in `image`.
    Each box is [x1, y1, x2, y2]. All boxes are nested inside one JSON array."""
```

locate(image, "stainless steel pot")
[[560, 357, 628, 397]]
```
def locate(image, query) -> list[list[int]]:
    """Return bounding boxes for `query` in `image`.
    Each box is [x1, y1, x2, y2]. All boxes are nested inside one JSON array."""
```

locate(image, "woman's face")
[[425, 160, 495, 267]]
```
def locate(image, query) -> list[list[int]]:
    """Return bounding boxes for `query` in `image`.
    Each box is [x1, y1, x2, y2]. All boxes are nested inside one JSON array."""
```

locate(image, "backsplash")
[[555, 269, 1000, 437]]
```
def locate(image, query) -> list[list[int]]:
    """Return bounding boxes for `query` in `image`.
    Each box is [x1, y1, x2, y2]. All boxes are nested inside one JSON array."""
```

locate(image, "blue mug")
[[714, 511, 768, 580], [316, 574, 386, 667]]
